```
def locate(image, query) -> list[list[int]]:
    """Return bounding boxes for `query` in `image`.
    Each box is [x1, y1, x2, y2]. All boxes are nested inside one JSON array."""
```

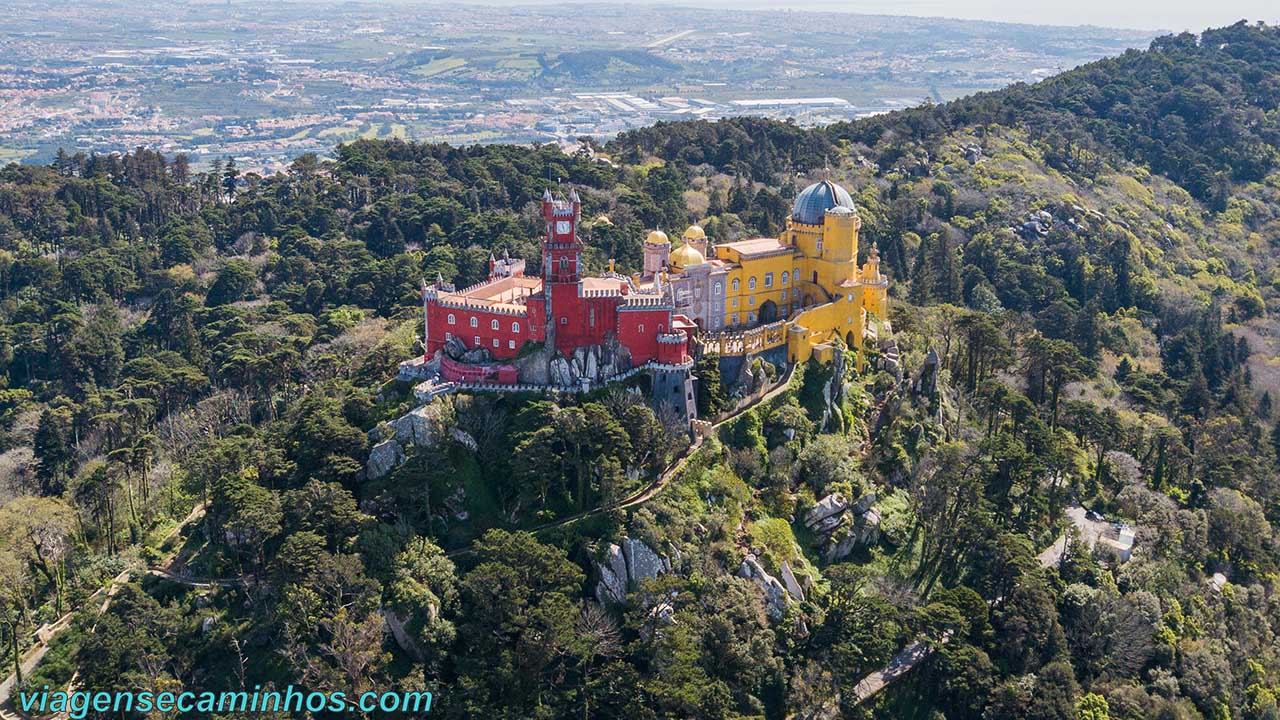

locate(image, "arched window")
[[469, 316, 478, 328], [748, 276, 757, 290], [732, 278, 740, 292], [792, 270, 800, 283], [512, 321, 520, 333], [490, 319, 499, 330], [558, 257, 570, 273], [447, 313, 456, 325], [714, 281, 722, 296]]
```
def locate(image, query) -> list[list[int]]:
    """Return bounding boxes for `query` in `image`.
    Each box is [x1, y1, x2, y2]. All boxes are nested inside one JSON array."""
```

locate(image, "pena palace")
[[408, 179, 889, 421]]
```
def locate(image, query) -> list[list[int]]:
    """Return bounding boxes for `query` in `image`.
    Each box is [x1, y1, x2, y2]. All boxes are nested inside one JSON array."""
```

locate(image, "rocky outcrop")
[[382, 608, 424, 661], [802, 491, 882, 563], [850, 491, 877, 515], [805, 493, 848, 528], [780, 561, 805, 602], [593, 537, 668, 604], [550, 355, 573, 387], [594, 543, 628, 605], [392, 402, 448, 447], [367, 438, 405, 480], [513, 333, 633, 388], [818, 346, 847, 432], [914, 348, 939, 400], [738, 554, 790, 620], [825, 509, 882, 562], [368, 401, 454, 480], [624, 537, 665, 587], [443, 334, 467, 360]]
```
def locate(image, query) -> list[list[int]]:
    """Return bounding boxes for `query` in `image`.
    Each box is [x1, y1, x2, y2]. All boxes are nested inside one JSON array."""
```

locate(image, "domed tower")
[[643, 230, 670, 278], [783, 179, 860, 298], [668, 242, 705, 273], [682, 224, 708, 257]]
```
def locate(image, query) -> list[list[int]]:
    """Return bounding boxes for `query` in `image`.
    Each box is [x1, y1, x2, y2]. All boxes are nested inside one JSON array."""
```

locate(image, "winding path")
[[849, 503, 1099, 705], [0, 504, 207, 719], [0, 366, 803, 717]]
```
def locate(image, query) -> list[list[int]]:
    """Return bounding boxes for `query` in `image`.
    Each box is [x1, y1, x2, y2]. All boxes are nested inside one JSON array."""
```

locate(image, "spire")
[[435, 272, 445, 287]]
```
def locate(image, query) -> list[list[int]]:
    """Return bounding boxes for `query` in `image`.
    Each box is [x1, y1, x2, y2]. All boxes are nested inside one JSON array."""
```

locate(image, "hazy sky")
[[734, 0, 1278, 31], [487, 0, 1279, 32]]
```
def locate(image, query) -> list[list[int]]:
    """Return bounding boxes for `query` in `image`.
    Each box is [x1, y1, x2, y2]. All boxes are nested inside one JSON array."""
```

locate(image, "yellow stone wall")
[[714, 247, 798, 327], [699, 205, 885, 371]]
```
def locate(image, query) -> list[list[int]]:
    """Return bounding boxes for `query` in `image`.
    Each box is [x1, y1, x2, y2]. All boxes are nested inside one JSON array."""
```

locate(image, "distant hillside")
[[610, 20, 1280, 393]]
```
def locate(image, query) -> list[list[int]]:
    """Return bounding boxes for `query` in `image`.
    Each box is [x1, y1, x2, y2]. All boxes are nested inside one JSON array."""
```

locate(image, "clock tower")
[[539, 188, 583, 349], [541, 188, 582, 284]]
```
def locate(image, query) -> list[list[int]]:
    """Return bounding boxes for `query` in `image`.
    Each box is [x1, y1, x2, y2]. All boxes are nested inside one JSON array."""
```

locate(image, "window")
[[589, 308, 596, 327], [558, 257, 570, 273], [793, 288, 800, 299], [490, 319, 499, 331], [447, 313, 456, 325], [473, 335, 480, 346], [749, 296, 755, 306], [731, 314, 738, 325], [748, 312, 756, 323], [732, 298, 738, 308], [792, 270, 800, 284], [732, 278, 740, 292], [638, 324, 644, 334], [512, 321, 520, 333], [748, 276, 757, 290], [445, 332, 453, 340], [714, 281, 722, 296], [560, 316, 567, 325], [816, 240, 824, 253], [509, 340, 516, 350], [764, 272, 773, 288], [781, 272, 789, 285], [492, 338, 499, 348], [469, 316, 478, 328]]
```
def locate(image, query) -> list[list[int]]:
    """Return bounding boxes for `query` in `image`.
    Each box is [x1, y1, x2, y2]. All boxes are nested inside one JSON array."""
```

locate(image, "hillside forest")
[[2, 19, 1280, 720]]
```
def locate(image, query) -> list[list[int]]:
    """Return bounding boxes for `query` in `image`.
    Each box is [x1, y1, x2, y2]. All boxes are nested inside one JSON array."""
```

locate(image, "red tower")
[[541, 188, 582, 350]]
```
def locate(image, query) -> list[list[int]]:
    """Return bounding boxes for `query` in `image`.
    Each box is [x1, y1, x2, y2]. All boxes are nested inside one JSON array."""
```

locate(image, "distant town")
[[0, 0, 1155, 172]]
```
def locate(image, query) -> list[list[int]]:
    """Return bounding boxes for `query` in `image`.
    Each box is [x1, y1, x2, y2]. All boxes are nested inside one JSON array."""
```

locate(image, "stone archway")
[[759, 300, 778, 323]]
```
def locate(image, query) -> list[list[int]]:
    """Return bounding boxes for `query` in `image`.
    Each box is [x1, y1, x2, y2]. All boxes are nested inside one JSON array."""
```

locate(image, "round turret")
[[791, 180, 856, 225], [669, 243, 705, 271], [645, 229, 670, 246]]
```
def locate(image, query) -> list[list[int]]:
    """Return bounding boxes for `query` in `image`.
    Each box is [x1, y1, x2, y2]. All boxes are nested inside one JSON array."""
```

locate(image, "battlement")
[[620, 295, 669, 309]]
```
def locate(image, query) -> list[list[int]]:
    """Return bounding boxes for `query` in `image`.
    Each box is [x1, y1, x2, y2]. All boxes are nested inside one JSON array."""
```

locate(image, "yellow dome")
[[669, 243, 705, 270], [594, 214, 614, 226], [646, 229, 670, 245], [682, 224, 706, 241]]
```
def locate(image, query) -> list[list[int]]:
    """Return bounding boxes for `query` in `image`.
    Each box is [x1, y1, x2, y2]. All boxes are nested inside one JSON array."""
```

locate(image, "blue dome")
[[791, 180, 855, 225]]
